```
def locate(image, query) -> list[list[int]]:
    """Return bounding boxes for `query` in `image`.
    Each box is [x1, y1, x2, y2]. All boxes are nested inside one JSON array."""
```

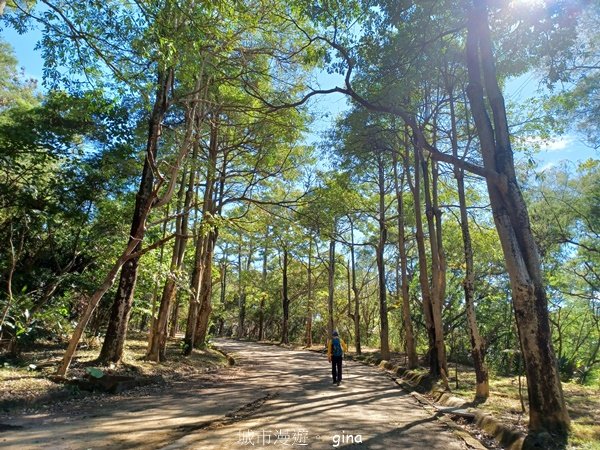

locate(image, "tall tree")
[[465, 0, 569, 432], [392, 143, 418, 368]]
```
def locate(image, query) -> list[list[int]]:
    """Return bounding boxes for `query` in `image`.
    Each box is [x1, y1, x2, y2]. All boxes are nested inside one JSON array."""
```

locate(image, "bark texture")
[[466, 0, 569, 432], [393, 148, 417, 368], [349, 220, 361, 355], [376, 152, 390, 360], [280, 248, 290, 345], [409, 137, 440, 376], [183, 115, 219, 354], [449, 89, 490, 399], [97, 69, 172, 364]]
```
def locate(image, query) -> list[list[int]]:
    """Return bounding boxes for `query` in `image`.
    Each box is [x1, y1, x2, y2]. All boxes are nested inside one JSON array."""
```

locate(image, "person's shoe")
[[336, 381, 340, 386]]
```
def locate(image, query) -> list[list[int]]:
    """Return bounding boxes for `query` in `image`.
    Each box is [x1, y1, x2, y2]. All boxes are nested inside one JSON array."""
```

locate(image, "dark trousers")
[[331, 355, 343, 382]]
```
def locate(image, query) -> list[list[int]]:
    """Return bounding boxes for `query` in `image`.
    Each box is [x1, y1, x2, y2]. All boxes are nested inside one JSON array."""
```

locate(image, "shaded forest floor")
[[1, 337, 599, 449], [0, 332, 229, 413]]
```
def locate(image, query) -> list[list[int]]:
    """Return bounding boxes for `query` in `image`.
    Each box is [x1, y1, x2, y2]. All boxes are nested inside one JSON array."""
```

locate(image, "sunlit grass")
[[446, 365, 600, 447]]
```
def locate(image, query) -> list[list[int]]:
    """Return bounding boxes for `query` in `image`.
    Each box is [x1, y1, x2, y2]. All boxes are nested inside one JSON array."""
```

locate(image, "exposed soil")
[[1, 339, 485, 449]]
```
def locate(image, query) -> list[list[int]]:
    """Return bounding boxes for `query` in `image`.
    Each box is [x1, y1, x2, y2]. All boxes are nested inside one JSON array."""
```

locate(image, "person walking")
[[327, 330, 348, 386]]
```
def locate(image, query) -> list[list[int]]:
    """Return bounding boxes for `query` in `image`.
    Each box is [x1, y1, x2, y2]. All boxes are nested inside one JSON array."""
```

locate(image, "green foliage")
[[0, 40, 140, 348], [0, 39, 39, 110]]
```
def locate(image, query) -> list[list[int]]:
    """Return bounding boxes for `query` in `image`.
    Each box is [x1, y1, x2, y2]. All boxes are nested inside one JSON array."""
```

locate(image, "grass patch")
[[439, 362, 599, 448], [346, 349, 599, 448]]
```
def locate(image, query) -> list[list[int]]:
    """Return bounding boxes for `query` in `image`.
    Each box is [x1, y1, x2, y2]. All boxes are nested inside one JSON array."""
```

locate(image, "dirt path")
[[0, 340, 479, 449]]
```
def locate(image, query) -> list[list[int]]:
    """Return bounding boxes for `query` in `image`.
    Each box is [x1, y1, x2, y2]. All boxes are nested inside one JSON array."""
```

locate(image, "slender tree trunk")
[[195, 134, 226, 346], [349, 221, 361, 355], [147, 204, 170, 334], [376, 152, 390, 360], [237, 240, 246, 338], [194, 231, 217, 346], [95, 68, 173, 364], [423, 153, 448, 379], [421, 153, 447, 376], [219, 260, 228, 337], [184, 234, 208, 354], [327, 225, 336, 338], [281, 248, 290, 344], [449, 88, 489, 398], [409, 133, 440, 376], [146, 173, 185, 360], [169, 298, 179, 338], [346, 257, 353, 337], [305, 238, 313, 347], [183, 114, 218, 354], [147, 109, 201, 360], [259, 236, 268, 341], [0, 223, 24, 336], [466, 0, 569, 432], [393, 149, 418, 368]]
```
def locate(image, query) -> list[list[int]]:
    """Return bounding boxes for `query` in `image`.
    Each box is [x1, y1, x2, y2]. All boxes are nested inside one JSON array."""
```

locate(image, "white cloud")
[[517, 136, 573, 152], [543, 137, 572, 152]]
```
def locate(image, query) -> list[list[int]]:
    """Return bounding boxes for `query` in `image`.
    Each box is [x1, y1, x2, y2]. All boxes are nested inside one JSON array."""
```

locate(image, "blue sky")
[[2, 24, 597, 172]]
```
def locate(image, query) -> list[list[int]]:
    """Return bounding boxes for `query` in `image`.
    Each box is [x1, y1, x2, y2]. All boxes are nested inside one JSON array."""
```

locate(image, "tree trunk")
[[422, 153, 448, 379], [194, 231, 217, 346], [169, 297, 180, 338], [236, 240, 246, 338], [409, 134, 440, 376], [259, 237, 267, 341], [147, 110, 201, 360], [466, 0, 569, 432], [305, 238, 313, 347], [281, 248, 290, 345], [327, 230, 336, 338], [183, 114, 218, 354], [349, 222, 361, 355], [0, 223, 23, 336], [195, 133, 226, 346], [219, 259, 228, 337], [449, 87, 490, 399], [376, 152, 390, 360], [393, 148, 417, 368], [146, 204, 170, 336], [146, 171, 186, 361], [97, 68, 173, 364]]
